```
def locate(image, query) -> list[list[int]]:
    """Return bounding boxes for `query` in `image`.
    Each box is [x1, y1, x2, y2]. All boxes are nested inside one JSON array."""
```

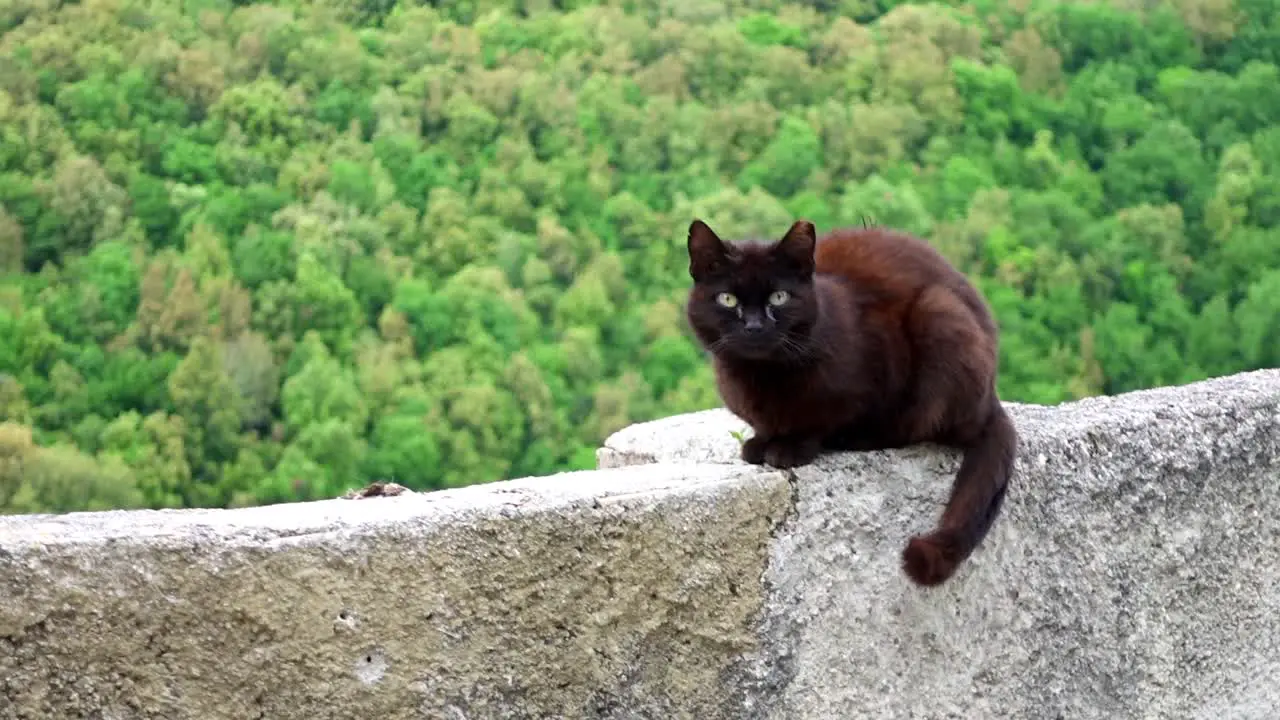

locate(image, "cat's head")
[[684, 218, 819, 363]]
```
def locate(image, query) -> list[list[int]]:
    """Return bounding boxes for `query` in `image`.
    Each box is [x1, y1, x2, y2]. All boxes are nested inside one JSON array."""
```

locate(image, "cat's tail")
[[901, 399, 1017, 586]]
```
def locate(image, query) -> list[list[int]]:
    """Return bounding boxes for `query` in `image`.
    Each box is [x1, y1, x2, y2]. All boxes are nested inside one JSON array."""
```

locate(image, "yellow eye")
[[768, 290, 790, 305], [716, 292, 738, 308]]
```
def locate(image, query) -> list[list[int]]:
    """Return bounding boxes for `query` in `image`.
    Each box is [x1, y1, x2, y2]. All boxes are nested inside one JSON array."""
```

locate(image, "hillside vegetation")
[[1, 0, 1278, 513]]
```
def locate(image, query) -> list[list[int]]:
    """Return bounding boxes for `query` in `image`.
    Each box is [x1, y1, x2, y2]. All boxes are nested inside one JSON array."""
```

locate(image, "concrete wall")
[[2, 369, 1279, 719]]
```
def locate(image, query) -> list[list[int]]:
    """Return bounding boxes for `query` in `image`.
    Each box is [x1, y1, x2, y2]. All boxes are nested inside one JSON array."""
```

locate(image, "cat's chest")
[[716, 362, 851, 433]]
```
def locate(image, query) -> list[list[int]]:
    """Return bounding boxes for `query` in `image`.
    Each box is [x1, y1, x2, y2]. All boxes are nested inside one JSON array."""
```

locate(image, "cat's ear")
[[775, 220, 816, 276], [688, 219, 729, 280]]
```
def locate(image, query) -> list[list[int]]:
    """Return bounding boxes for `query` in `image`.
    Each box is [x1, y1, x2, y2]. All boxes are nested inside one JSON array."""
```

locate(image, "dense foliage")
[[1, 0, 1277, 513]]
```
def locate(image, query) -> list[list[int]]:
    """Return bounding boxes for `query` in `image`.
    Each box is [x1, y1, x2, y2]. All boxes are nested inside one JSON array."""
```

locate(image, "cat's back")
[[814, 225, 995, 331], [814, 226, 959, 291]]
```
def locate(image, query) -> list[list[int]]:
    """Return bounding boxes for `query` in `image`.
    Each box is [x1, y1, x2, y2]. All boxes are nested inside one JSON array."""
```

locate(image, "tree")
[[168, 336, 243, 498], [0, 422, 145, 514]]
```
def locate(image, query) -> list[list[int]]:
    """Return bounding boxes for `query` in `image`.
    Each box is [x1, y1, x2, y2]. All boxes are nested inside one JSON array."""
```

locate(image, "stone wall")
[[2, 369, 1279, 719]]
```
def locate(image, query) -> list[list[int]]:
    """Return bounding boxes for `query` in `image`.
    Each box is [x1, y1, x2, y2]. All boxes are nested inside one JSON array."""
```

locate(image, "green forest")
[[0, 0, 1277, 514]]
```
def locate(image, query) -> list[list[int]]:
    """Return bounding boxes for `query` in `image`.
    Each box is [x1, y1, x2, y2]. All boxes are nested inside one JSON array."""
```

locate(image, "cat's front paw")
[[762, 438, 820, 468], [741, 435, 821, 468], [741, 435, 769, 465]]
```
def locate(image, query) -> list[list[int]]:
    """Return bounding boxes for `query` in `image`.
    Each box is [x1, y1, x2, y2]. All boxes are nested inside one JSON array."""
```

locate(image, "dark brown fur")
[[684, 219, 1017, 587]]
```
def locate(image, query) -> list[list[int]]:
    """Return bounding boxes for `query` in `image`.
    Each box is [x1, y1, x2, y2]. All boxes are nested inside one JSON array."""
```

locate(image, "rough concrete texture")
[[2, 370, 1279, 720], [0, 464, 793, 719], [602, 368, 1280, 719]]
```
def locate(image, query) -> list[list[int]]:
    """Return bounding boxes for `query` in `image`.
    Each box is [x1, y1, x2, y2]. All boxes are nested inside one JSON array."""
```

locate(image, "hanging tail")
[[902, 400, 1017, 586]]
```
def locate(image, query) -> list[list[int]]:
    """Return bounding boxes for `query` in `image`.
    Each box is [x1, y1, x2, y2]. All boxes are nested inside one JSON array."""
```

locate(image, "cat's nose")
[[743, 316, 764, 332]]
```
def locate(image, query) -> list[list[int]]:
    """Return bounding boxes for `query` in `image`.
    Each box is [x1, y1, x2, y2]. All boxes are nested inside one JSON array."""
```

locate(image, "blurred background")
[[0, 0, 1275, 513]]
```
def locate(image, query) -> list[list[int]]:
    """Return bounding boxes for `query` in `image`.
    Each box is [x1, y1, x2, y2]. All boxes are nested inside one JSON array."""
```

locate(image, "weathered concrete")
[[602, 368, 1280, 719], [1, 464, 793, 719], [2, 369, 1279, 719]]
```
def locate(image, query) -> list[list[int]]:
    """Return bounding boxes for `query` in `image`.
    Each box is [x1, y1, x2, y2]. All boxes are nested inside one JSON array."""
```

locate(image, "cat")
[[684, 218, 1017, 587]]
